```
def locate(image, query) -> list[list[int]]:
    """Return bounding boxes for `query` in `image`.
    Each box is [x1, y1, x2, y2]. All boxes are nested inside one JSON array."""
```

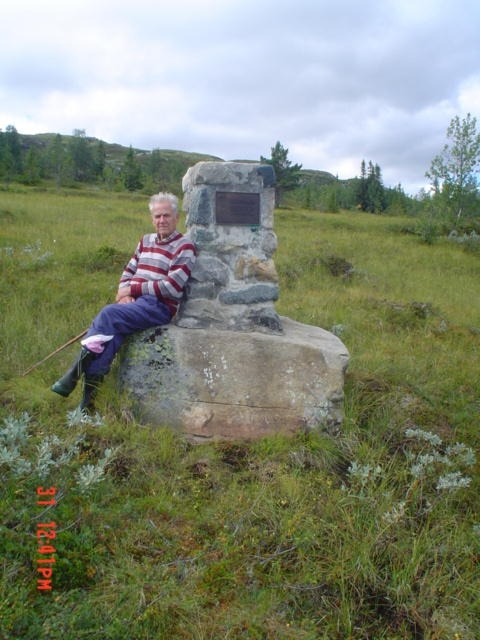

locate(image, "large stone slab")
[[118, 317, 349, 442]]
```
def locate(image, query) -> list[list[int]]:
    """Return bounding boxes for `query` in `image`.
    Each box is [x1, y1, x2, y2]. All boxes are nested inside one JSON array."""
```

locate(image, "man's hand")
[[116, 286, 135, 304]]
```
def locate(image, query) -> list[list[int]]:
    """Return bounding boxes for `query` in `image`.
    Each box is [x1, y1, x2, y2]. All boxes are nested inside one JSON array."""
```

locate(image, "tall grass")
[[1, 186, 479, 639], [275, 209, 479, 438]]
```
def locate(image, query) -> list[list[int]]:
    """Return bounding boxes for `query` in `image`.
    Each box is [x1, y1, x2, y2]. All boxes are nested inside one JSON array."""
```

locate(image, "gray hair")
[[148, 192, 179, 214]]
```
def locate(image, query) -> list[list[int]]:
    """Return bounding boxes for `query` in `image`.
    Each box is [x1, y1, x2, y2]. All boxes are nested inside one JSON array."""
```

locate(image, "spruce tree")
[[94, 140, 107, 181], [356, 159, 386, 213], [69, 129, 94, 182], [5, 125, 23, 176], [122, 146, 144, 191], [49, 134, 65, 188], [261, 141, 302, 207], [22, 148, 41, 185]]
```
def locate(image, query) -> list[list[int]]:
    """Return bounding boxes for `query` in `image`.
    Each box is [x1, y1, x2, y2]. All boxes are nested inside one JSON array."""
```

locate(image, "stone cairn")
[[177, 161, 282, 334], [118, 161, 349, 442]]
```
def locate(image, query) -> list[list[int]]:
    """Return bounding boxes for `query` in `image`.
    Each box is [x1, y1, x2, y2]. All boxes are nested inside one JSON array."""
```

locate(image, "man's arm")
[[116, 239, 142, 303]]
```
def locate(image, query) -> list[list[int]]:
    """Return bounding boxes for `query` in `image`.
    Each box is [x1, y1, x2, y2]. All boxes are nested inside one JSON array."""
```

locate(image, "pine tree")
[[49, 134, 65, 188], [0, 144, 15, 183], [261, 141, 302, 207], [356, 160, 386, 213], [356, 159, 368, 210], [94, 140, 107, 181], [5, 125, 23, 176], [22, 148, 41, 185], [122, 146, 144, 191], [0, 129, 5, 178], [69, 129, 94, 182], [366, 162, 386, 213]]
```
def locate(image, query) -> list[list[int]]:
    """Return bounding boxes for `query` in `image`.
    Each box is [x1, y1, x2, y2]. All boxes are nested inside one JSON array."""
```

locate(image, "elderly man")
[[51, 192, 196, 412]]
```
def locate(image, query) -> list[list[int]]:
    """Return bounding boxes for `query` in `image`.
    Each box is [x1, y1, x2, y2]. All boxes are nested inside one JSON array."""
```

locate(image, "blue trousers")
[[83, 295, 172, 375]]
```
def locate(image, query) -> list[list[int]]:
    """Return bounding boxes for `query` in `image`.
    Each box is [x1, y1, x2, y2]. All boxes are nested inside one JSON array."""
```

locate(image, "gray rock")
[[185, 281, 218, 300], [256, 165, 276, 187], [185, 186, 213, 225], [190, 255, 230, 286], [183, 161, 264, 189], [118, 317, 349, 442], [247, 307, 283, 333], [218, 284, 279, 305]]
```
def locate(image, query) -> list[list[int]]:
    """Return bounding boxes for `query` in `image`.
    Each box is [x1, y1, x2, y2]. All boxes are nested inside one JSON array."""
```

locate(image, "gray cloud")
[[1, 0, 479, 194]]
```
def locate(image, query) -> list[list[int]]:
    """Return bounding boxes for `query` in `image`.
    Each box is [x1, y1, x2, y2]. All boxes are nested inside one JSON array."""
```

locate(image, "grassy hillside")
[[20, 132, 222, 173], [19, 132, 338, 189], [0, 186, 479, 639]]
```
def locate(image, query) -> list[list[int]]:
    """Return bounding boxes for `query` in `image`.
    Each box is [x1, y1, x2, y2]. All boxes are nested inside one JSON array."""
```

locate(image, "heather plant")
[[448, 228, 480, 253], [0, 411, 115, 487], [76, 447, 115, 493], [0, 186, 479, 639]]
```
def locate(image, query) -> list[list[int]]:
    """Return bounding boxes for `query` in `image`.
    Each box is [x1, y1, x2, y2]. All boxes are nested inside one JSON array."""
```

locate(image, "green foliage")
[[143, 148, 190, 194], [416, 215, 441, 245], [68, 129, 95, 182], [287, 170, 417, 216], [70, 245, 130, 272], [0, 189, 479, 638], [356, 159, 387, 213], [261, 141, 302, 206], [0, 128, 220, 193], [122, 146, 144, 191], [426, 113, 480, 224], [21, 148, 42, 185], [291, 178, 357, 212], [0, 125, 23, 183], [48, 133, 67, 188]]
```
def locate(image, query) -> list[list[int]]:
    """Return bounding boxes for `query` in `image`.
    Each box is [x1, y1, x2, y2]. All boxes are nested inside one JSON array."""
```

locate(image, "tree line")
[[2, 114, 479, 230], [265, 113, 480, 229], [0, 127, 191, 194], [264, 141, 413, 215]]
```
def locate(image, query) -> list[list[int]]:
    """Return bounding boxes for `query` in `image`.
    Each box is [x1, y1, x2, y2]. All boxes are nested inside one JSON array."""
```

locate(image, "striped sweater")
[[119, 231, 196, 316]]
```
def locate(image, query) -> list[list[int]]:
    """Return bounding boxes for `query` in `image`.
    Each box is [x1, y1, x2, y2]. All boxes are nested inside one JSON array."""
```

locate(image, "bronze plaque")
[[215, 191, 260, 225]]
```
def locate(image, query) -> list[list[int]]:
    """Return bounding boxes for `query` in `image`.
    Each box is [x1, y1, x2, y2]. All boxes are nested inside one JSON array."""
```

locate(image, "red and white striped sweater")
[[119, 231, 196, 316]]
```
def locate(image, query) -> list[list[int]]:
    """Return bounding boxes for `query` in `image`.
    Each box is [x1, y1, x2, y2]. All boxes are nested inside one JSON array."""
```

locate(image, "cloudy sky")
[[1, 0, 479, 194]]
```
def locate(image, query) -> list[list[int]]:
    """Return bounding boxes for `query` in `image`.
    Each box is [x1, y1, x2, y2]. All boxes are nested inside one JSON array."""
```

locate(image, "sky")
[[1, 0, 479, 195]]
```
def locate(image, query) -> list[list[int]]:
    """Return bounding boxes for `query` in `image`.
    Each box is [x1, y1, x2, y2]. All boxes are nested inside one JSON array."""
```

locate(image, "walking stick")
[[22, 329, 88, 376]]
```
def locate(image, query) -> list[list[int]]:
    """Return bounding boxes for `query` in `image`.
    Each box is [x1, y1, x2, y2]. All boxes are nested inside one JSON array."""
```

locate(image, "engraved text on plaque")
[[215, 191, 260, 225]]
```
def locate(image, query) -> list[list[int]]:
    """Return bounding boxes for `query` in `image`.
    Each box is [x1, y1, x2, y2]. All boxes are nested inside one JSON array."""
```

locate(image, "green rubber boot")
[[78, 374, 104, 413], [51, 348, 96, 397]]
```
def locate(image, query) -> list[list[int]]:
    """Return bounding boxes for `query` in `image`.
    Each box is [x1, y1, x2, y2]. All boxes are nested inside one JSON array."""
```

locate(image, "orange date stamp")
[[36, 487, 57, 591]]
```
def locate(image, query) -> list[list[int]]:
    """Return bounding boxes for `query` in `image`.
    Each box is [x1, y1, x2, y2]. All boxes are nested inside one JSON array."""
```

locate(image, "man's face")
[[151, 201, 179, 239]]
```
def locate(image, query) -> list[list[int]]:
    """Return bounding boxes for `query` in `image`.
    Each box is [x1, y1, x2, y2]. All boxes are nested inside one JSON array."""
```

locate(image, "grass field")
[[1, 185, 479, 639]]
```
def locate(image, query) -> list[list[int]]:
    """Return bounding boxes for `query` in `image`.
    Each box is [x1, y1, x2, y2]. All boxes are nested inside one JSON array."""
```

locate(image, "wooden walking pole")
[[22, 329, 88, 376]]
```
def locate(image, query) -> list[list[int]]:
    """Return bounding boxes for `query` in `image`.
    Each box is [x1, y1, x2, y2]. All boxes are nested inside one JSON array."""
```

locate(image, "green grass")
[[0, 187, 479, 639]]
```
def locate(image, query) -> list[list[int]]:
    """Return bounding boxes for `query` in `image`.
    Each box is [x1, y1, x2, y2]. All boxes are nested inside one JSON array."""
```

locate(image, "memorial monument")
[[118, 162, 349, 442]]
